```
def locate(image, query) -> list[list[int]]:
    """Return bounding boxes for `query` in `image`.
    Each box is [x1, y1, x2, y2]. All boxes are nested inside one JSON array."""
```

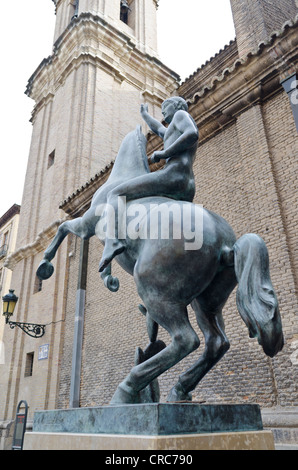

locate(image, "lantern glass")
[[2, 290, 18, 317]]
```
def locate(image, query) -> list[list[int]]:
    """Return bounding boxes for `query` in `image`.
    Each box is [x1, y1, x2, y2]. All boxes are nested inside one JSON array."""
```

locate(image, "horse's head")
[[109, 126, 150, 184], [91, 126, 150, 209], [91, 126, 150, 243]]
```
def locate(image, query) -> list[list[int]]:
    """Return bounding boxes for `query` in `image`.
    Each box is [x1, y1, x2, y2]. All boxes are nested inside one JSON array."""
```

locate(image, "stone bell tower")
[[53, 0, 159, 56], [23, 0, 179, 228], [14, 0, 179, 252], [1, 0, 179, 432]]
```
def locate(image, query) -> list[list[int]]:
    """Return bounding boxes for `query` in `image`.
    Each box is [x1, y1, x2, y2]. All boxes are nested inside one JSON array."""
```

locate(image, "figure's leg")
[[167, 267, 237, 401], [99, 170, 184, 271], [110, 301, 200, 404], [98, 199, 126, 272]]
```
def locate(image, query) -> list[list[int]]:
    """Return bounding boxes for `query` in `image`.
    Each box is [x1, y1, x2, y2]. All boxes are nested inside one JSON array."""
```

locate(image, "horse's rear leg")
[[168, 302, 230, 401], [37, 218, 87, 280], [110, 302, 200, 404], [168, 267, 236, 401]]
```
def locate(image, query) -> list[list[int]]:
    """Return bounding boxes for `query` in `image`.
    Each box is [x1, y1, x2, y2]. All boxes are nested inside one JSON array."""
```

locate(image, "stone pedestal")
[[24, 430, 274, 450], [23, 403, 275, 450]]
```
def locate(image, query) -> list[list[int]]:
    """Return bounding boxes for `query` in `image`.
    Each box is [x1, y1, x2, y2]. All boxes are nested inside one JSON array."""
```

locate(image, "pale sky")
[[0, 0, 235, 217]]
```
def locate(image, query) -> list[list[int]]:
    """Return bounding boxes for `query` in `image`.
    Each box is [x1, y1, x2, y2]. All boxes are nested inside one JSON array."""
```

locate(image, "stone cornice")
[[4, 218, 68, 271], [26, 12, 179, 120], [0, 204, 20, 230], [181, 16, 298, 142], [181, 16, 298, 103]]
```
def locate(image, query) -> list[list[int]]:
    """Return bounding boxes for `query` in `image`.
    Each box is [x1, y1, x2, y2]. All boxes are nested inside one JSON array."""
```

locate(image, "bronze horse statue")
[[37, 126, 284, 404]]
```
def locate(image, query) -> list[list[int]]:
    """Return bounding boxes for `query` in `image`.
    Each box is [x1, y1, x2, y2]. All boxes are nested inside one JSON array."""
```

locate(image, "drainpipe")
[[69, 238, 89, 408]]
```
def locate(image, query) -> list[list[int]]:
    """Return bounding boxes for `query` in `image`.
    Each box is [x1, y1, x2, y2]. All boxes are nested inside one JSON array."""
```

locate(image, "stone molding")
[[4, 218, 68, 271], [26, 12, 179, 121], [181, 16, 298, 142], [185, 15, 298, 102]]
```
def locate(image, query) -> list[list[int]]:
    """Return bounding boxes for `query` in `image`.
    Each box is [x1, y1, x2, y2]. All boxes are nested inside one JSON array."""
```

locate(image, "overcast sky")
[[0, 0, 235, 218]]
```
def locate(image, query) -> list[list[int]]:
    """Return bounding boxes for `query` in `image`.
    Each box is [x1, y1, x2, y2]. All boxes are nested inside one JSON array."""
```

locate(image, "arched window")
[[120, 0, 131, 25], [71, 0, 79, 21], [120, 0, 136, 31]]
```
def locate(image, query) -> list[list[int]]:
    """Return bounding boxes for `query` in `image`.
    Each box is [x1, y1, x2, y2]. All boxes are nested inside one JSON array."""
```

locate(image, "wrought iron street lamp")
[[2, 289, 46, 338]]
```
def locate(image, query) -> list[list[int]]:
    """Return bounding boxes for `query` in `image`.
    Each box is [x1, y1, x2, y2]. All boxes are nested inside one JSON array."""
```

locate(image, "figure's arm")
[[140, 104, 166, 139], [152, 111, 198, 163]]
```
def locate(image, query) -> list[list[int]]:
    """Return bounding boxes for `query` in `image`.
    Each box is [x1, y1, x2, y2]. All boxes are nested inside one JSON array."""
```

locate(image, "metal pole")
[[69, 239, 89, 408]]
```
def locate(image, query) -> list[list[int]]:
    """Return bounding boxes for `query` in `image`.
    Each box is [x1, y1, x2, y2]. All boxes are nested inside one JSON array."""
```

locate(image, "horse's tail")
[[232, 233, 284, 358]]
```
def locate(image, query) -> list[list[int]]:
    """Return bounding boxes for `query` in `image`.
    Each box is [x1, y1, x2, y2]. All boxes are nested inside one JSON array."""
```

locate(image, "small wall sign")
[[38, 344, 49, 360]]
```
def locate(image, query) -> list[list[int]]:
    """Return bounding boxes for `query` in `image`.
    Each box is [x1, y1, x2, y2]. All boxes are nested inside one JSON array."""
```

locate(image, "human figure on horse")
[[98, 96, 199, 272]]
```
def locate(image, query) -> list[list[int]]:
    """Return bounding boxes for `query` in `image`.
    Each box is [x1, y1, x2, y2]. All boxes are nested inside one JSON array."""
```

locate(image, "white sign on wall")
[[38, 344, 49, 361]]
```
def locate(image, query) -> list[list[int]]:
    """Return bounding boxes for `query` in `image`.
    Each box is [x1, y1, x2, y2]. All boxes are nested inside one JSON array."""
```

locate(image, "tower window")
[[25, 352, 34, 377], [120, 0, 131, 24], [71, 0, 79, 20], [48, 150, 55, 169]]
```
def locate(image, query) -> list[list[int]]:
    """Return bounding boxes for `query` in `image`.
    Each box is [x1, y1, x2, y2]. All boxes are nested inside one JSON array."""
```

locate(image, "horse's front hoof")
[[110, 383, 140, 404], [166, 382, 192, 402], [104, 275, 120, 292], [36, 259, 54, 280]]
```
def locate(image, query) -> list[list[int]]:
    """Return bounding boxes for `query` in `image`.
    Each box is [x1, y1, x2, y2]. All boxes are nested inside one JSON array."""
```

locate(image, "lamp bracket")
[[8, 321, 46, 338]]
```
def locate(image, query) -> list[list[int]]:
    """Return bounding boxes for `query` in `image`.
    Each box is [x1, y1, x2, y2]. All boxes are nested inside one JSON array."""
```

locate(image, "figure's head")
[[162, 97, 188, 123]]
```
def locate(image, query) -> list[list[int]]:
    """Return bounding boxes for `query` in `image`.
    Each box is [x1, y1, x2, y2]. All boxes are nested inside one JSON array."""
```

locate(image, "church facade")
[[1, 0, 298, 449]]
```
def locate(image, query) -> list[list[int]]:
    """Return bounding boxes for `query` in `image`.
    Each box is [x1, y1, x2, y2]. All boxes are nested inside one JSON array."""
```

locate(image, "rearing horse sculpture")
[[37, 126, 284, 404]]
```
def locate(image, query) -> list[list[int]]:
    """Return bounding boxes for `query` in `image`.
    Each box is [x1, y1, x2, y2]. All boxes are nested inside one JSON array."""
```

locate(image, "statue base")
[[23, 403, 275, 450], [24, 430, 274, 450]]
